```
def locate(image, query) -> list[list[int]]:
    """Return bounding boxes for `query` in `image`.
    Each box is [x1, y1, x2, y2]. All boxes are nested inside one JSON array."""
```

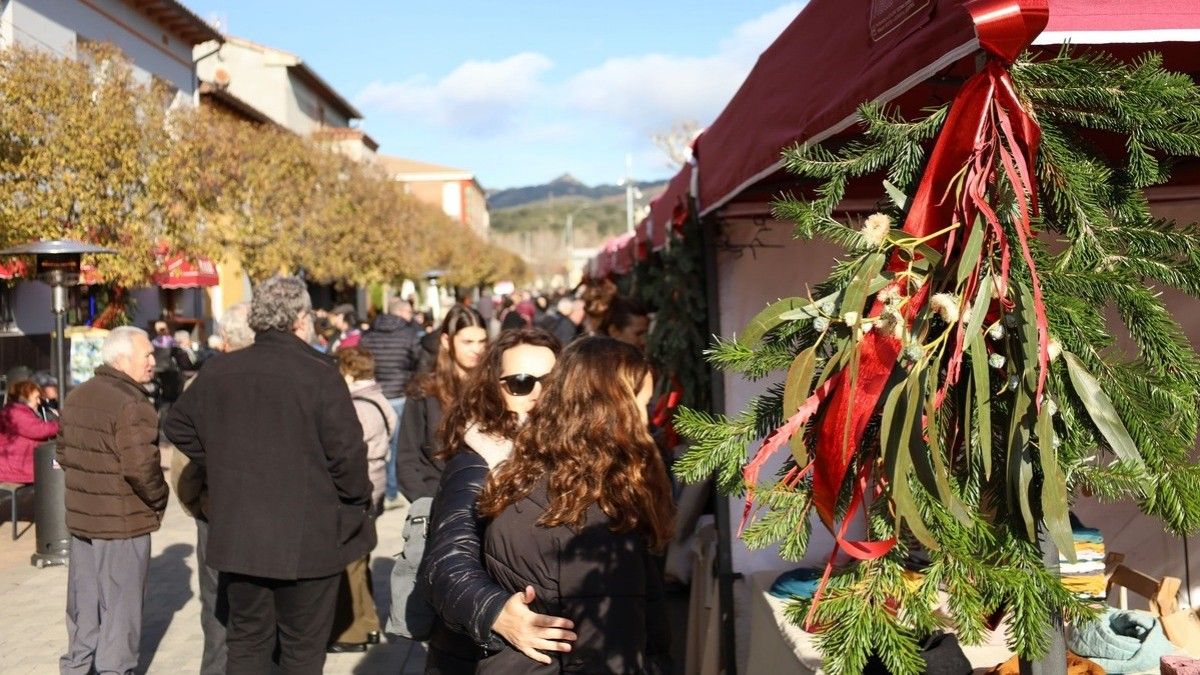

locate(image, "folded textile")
[[1068, 608, 1176, 673], [768, 567, 823, 600]]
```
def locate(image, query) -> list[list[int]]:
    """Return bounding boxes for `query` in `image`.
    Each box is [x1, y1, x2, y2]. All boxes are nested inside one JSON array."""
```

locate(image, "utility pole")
[[624, 154, 635, 234]]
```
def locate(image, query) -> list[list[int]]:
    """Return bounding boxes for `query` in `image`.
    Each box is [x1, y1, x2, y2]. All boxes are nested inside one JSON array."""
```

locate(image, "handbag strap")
[[352, 396, 392, 436]]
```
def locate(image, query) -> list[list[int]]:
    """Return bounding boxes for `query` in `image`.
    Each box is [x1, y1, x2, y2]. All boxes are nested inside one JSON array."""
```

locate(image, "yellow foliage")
[[0, 44, 521, 288]]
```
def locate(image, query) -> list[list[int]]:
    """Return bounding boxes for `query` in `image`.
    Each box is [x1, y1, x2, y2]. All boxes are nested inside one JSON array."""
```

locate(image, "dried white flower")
[[1046, 398, 1058, 416], [904, 345, 924, 362], [988, 353, 1006, 369], [843, 311, 860, 328], [1052, 434, 1062, 449], [877, 308, 905, 339], [930, 293, 960, 324], [1047, 338, 1062, 362], [877, 284, 901, 305], [988, 323, 1005, 340], [813, 316, 830, 332], [861, 322, 874, 334], [860, 213, 891, 248]]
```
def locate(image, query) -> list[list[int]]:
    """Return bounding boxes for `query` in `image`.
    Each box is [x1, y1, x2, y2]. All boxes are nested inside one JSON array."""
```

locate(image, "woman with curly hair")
[[419, 328, 578, 674], [476, 336, 675, 674]]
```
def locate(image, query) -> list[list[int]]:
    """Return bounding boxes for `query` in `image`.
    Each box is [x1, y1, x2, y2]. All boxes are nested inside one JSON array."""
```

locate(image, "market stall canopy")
[[588, 0, 1200, 277], [152, 253, 219, 289]]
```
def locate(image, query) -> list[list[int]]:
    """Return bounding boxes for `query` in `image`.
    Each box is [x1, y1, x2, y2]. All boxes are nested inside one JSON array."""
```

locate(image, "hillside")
[[488, 173, 667, 211], [488, 175, 667, 240]]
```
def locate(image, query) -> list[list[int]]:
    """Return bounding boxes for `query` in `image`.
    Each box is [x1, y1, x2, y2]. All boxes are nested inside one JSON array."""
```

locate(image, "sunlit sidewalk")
[[0, 461, 423, 674]]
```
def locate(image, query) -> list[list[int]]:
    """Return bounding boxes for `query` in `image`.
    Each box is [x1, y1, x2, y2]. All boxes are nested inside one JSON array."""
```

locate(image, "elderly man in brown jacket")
[[57, 325, 167, 675]]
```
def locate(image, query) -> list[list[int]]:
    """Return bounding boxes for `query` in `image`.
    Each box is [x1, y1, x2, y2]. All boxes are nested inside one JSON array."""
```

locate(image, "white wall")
[[4, 0, 196, 96]]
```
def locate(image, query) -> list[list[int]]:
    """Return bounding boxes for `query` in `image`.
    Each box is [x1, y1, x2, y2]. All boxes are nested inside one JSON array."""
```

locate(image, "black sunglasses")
[[499, 373, 548, 397]]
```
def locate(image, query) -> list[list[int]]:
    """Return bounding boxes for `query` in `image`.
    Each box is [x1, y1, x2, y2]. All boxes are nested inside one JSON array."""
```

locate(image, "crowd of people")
[[14, 273, 679, 674]]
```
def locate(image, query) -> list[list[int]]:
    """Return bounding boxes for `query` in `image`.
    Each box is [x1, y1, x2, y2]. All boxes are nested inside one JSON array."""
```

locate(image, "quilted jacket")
[[419, 447, 510, 652], [57, 365, 167, 539]]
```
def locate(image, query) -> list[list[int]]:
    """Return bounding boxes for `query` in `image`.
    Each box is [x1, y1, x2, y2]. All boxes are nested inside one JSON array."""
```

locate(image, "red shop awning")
[[153, 253, 219, 289], [0, 258, 28, 280]]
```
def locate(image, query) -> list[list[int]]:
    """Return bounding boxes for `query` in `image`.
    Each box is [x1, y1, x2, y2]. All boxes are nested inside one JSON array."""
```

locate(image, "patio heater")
[[0, 239, 113, 568]]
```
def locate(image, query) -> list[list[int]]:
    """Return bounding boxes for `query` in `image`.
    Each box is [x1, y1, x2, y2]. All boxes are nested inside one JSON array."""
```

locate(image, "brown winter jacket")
[[57, 364, 168, 539]]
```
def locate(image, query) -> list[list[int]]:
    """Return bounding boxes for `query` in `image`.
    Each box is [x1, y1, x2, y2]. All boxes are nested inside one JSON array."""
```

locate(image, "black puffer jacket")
[[418, 448, 509, 652], [395, 394, 443, 501], [359, 315, 422, 399]]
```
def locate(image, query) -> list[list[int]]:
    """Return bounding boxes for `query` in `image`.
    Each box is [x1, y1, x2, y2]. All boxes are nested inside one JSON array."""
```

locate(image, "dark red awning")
[[588, 0, 1200, 278]]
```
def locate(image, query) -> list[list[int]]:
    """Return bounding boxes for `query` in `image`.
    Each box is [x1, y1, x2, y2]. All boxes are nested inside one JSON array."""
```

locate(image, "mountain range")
[[487, 173, 668, 210]]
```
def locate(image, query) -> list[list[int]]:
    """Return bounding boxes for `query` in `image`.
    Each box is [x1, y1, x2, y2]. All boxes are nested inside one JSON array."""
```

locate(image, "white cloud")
[[562, 2, 806, 132], [356, 52, 553, 137]]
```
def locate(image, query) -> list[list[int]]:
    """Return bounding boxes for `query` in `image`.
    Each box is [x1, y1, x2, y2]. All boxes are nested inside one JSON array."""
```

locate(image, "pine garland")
[[675, 48, 1200, 674]]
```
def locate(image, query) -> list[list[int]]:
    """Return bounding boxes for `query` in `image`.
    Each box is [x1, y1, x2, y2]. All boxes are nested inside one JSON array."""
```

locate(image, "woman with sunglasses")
[[476, 336, 675, 674], [419, 328, 576, 674]]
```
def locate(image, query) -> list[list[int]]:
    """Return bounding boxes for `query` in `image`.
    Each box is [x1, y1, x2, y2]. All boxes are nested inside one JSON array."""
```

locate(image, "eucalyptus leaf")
[[1062, 352, 1145, 468], [783, 347, 817, 465], [923, 371, 973, 526], [738, 296, 811, 348], [1037, 404, 1076, 563], [968, 334, 994, 478], [839, 252, 888, 319]]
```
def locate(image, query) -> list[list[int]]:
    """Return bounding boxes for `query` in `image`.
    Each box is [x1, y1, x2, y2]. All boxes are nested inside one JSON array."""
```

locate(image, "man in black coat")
[[165, 276, 375, 675]]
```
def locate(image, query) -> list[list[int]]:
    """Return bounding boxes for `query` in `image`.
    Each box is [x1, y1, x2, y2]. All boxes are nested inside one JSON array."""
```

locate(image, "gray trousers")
[[60, 533, 151, 675], [196, 519, 228, 675]]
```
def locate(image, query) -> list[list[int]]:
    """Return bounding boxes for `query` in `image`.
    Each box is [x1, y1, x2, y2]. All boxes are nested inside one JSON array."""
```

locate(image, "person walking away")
[[327, 345, 396, 652], [57, 326, 168, 675], [164, 276, 376, 675], [421, 328, 576, 673], [169, 301, 253, 675], [0, 379, 59, 483], [537, 297, 584, 347], [477, 337, 675, 673], [360, 298, 424, 511], [387, 305, 487, 640]]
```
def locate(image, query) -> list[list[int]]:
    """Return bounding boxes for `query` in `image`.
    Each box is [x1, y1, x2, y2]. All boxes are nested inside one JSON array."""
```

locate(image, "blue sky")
[[185, 1, 806, 190]]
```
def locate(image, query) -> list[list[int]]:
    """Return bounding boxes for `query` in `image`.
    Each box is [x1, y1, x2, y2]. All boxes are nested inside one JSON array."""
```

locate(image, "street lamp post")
[[0, 239, 113, 568]]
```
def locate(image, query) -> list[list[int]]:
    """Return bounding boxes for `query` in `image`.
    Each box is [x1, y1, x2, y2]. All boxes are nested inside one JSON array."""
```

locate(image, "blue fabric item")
[[768, 568, 824, 600], [1068, 608, 1176, 674]]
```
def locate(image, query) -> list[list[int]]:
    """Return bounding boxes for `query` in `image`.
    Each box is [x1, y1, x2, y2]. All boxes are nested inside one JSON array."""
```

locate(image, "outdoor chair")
[[0, 482, 33, 540]]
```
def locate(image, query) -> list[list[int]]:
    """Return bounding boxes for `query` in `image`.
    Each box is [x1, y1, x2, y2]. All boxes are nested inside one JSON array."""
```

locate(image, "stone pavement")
[[0, 463, 426, 674]]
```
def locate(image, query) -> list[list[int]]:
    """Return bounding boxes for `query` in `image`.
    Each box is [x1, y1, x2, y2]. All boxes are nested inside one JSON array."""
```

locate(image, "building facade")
[[376, 155, 491, 238]]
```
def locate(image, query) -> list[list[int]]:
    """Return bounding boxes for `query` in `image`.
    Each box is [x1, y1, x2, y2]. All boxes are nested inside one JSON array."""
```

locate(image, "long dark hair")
[[408, 304, 486, 408], [437, 328, 561, 460], [478, 336, 675, 552]]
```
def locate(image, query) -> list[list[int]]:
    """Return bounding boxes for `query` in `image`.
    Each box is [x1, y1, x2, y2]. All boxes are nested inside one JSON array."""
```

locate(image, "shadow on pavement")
[[137, 542, 194, 673]]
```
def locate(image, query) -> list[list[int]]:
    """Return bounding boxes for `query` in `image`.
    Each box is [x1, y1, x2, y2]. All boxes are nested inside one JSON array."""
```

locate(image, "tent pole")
[[698, 207, 739, 674]]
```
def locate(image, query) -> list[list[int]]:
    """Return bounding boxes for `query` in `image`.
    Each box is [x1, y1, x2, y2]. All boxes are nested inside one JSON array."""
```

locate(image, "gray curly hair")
[[249, 276, 311, 333], [219, 302, 255, 349]]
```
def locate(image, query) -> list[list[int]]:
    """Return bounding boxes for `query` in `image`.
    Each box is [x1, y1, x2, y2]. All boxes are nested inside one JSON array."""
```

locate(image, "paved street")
[[0, 457, 426, 674]]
